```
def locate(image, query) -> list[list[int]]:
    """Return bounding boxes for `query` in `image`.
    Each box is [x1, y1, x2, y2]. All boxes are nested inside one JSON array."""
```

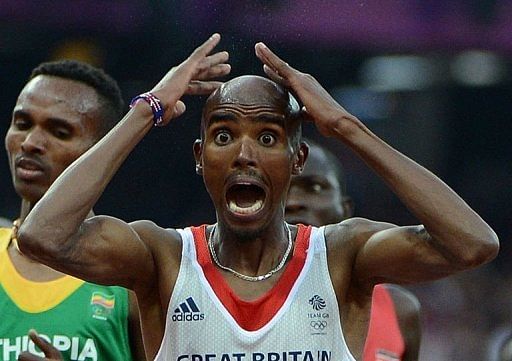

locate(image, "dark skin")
[[193, 74, 306, 299], [285, 143, 421, 359], [285, 143, 353, 226], [18, 330, 62, 361], [4, 75, 144, 360], [17, 34, 498, 360]]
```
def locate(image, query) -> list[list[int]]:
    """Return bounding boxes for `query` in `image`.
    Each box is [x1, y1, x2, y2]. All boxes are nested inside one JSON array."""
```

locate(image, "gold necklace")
[[10, 218, 22, 254], [208, 223, 293, 282]]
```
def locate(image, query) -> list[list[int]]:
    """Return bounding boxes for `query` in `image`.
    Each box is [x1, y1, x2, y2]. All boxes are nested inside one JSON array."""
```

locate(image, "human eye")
[[214, 130, 232, 145], [13, 118, 31, 131], [310, 183, 323, 193], [52, 127, 72, 140], [258, 132, 276, 147]]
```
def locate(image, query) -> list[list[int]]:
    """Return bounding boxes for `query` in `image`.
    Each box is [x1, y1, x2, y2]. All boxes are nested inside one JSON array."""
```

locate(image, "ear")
[[292, 141, 309, 175], [193, 139, 203, 175], [342, 196, 354, 219]]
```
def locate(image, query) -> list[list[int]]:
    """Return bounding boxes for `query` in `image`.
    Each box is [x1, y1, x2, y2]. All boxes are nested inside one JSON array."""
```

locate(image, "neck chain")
[[10, 218, 22, 254], [207, 223, 293, 282]]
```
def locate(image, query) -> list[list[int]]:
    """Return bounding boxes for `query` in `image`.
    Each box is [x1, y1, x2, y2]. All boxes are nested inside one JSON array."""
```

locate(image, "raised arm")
[[17, 34, 231, 293], [254, 42, 498, 286]]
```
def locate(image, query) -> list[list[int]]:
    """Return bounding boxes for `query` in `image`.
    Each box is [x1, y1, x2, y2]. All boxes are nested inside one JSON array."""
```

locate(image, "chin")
[[223, 221, 266, 242], [15, 184, 45, 204]]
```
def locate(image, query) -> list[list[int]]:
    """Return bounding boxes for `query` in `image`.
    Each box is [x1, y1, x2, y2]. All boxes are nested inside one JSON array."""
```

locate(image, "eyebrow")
[[296, 175, 330, 183]]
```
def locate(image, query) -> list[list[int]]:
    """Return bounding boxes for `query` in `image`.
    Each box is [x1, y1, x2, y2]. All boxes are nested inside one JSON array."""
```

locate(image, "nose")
[[20, 128, 47, 155], [285, 185, 307, 213], [233, 137, 257, 169]]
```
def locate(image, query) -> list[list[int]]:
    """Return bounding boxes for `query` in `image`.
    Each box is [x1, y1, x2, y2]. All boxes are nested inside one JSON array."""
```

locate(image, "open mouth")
[[226, 183, 266, 215]]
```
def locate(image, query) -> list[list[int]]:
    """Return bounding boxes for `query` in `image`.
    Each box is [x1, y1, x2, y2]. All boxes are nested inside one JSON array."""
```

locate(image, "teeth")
[[229, 199, 263, 214]]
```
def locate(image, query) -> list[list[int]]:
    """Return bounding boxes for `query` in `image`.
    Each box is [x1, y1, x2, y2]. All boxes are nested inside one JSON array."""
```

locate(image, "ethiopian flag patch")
[[90, 292, 115, 320]]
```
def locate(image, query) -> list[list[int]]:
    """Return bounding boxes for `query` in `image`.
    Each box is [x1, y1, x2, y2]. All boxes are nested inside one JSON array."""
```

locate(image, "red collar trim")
[[192, 224, 311, 331]]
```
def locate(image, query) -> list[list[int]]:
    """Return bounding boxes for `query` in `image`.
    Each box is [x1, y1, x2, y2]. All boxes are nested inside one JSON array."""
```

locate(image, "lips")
[[15, 155, 46, 180], [285, 215, 308, 225], [225, 176, 267, 217]]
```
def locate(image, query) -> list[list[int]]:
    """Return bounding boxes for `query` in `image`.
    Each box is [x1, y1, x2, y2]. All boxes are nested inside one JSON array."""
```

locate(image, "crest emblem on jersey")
[[309, 295, 326, 310], [90, 292, 115, 320], [376, 349, 400, 361]]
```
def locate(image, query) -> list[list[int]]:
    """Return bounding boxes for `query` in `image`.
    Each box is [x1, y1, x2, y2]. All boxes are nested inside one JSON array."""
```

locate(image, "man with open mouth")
[[17, 34, 498, 361]]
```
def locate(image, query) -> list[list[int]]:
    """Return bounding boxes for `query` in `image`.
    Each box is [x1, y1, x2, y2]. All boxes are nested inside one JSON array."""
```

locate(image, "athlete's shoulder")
[[130, 220, 182, 246], [130, 219, 184, 271], [326, 218, 400, 253], [324, 218, 394, 246]]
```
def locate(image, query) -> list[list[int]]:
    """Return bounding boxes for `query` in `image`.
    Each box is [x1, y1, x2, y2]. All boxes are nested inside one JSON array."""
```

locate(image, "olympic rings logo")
[[310, 321, 327, 330]]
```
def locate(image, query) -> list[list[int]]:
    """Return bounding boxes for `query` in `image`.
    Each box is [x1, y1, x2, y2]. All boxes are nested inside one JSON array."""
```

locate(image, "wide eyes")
[[213, 131, 277, 147], [259, 133, 276, 147], [214, 131, 233, 145]]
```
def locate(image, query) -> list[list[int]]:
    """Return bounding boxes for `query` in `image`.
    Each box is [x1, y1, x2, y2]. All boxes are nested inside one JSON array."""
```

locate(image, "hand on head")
[[150, 33, 231, 125], [147, 34, 356, 136], [254, 42, 356, 138]]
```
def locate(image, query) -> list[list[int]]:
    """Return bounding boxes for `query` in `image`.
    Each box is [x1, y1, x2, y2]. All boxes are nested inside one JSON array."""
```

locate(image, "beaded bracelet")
[[129, 92, 164, 126]]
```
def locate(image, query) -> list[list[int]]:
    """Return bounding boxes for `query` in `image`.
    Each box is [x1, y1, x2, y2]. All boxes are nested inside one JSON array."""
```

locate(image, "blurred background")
[[0, 1, 511, 359]]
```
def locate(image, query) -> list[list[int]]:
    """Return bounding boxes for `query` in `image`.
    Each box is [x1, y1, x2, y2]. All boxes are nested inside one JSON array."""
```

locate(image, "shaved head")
[[201, 75, 302, 148]]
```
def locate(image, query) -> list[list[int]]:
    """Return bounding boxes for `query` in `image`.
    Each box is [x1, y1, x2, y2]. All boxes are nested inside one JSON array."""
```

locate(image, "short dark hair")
[[30, 60, 124, 138], [303, 137, 348, 196]]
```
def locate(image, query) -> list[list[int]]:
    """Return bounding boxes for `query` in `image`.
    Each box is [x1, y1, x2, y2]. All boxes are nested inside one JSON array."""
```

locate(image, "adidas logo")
[[172, 297, 205, 322]]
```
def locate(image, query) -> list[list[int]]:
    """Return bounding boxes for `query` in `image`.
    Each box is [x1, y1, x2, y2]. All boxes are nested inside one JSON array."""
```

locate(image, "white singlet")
[[154, 224, 356, 361]]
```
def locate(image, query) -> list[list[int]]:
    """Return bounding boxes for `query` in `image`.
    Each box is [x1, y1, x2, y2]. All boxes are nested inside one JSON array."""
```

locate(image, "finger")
[[263, 64, 288, 86], [300, 106, 313, 122], [18, 351, 44, 361], [187, 81, 224, 95], [255, 42, 296, 79], [198, 51, 229, 70], [189, 33, 222, 62], [196, 64, 231, 80], [172, 101, 186, 118], [28, 330, 61, 358]]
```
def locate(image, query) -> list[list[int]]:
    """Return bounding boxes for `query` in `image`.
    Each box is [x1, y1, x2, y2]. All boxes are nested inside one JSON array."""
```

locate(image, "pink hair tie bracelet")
[[129, 92, 164, 126]]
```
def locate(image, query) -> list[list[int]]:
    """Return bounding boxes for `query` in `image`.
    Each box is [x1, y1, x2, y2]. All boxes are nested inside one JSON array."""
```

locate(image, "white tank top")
[[154, 224, 356, 361]]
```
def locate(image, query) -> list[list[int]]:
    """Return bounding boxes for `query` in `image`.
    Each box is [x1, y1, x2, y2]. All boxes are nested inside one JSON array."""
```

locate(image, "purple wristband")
[[129, 92, 164, 126]]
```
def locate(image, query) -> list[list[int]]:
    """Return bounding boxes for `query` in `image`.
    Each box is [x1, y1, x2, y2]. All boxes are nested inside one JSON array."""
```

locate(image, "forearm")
[[335, 116, 498, 266], [19, 104, 154, 253]]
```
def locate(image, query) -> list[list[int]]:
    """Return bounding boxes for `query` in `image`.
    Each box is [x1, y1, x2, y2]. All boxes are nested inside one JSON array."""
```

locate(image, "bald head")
[[206, 75, 298, 109], [201, 75, 302, 147]]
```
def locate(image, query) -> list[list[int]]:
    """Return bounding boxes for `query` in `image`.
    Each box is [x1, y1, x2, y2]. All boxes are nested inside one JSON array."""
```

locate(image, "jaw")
[[14, 181, 46, 205]]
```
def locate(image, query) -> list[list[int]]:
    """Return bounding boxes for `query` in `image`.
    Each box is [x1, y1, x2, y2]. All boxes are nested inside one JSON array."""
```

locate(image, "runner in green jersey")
[[2, 60, 144, 360]]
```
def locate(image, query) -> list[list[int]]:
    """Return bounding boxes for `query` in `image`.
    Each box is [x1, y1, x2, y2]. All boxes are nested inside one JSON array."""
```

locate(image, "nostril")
[[233, 140, 257, 167], [21, 139, 45, 154], [285, 202, 305, 212], [20, 131, 46, 154]]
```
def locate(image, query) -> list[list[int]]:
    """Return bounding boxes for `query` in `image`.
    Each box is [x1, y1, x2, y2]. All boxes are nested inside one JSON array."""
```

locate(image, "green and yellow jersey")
[[0, 228, 134, 361]]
